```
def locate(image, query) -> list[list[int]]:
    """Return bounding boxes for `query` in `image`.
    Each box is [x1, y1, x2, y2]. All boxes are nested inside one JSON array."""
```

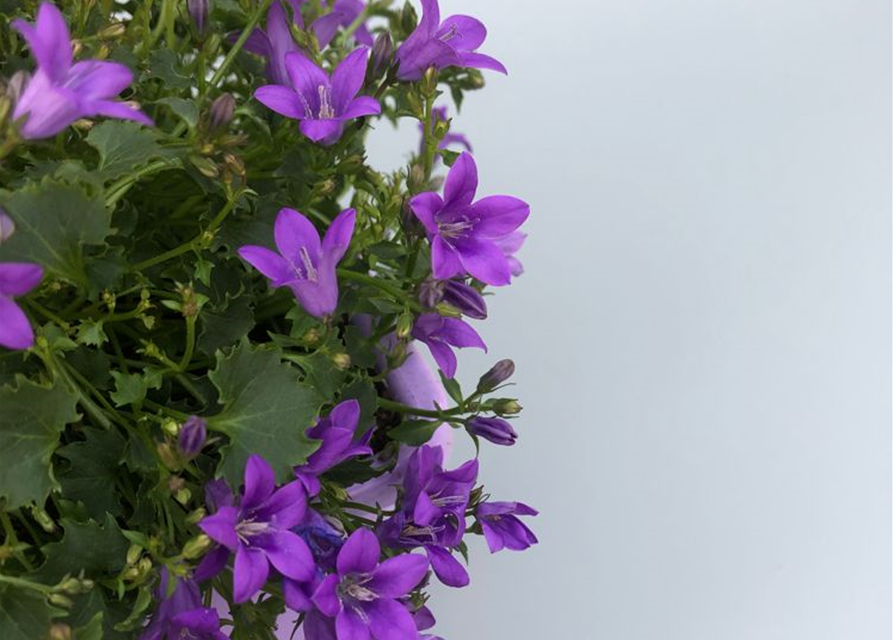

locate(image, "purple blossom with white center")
[[295, 399, 372, 496], [409, 152, 529, 286], [313, 0, 374, 49], [394, 0, 507, 81], [311, 528, 429, 640], [238, 207, 355, 319], [411, 313, 485, 379], [10, 2, 151, 139], [0, 262, 43, 351], [475, 501, 538, 553], [379, 445, 478, 587], [198, 455, 316, 603], [242, 1, 305, 85], [466, 416, 517, 446], [418, 106, 473, 156], [254, 47, 381, 146], [139, 569, 228, 640]]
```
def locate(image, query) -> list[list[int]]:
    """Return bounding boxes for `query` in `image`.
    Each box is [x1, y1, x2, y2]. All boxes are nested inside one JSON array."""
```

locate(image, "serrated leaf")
[[198, 295, 255, 355], [109, 371, 148, 407], [0, 377, 80, 508], [36, 514, 129, 583], [209, 340, 322, 486], [0, 587, 62, 640], [388, 419, 443, 446], [143, 49, 192, 89], [77, 319, 108, 347], [56, 428, 126, 519], [86, 121, 162, 181], [156, 97, 199, 128], [0, 178, 111, 287], [112, 586, 152, 631]]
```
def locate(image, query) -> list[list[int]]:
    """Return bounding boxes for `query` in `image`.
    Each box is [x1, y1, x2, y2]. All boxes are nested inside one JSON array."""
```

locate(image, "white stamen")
[[318, 85, 335, 119]]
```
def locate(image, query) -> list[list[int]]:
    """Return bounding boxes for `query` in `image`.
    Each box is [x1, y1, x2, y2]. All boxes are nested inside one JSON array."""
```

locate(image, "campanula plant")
[[0, 2, 535, 638]]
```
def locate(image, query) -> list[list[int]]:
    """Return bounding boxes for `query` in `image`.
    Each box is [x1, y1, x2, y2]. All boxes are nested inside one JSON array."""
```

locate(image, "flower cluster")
[[0, 2, 534, 639]]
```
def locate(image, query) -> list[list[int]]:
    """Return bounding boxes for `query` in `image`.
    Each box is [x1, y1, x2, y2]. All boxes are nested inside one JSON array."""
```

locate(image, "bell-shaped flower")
[[411, 313, 485, 379], [241, 1, 304, 85], [198, 455, 316, 603], [409, 152, 529, 286], [475, 501, 538, 553], [238, 207, 356, 319], [395, 0, 507, 81], [139, 569, 228, 640], [313, 0, 374, 49], [254, 48, 381, 146], [11, 2, 151, 139]]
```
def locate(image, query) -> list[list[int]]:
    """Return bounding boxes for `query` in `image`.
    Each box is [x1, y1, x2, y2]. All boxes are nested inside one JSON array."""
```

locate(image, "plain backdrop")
[[366, 0, 892, 638]]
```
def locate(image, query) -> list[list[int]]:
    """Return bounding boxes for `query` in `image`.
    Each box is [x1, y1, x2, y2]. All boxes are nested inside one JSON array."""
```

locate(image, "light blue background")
[[367, 0, 892, 637]]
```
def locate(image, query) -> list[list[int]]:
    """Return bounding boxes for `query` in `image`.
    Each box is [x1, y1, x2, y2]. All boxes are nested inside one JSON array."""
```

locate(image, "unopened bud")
[[209, 93, 235, 131], [418, 278, 444, 309], [189, 154, 220, 178], [168, 476, 186, 493], [407, 164, 426, 192], [175, 488, 192, 505], [477, 359, 515, 393], [442, 280, 487, 320], [98, 22, 126, 39], [422, 67, 438, 97], [126, 544, 143, 566], [466, 416, 518, 446], [434, 302, 462, 318], [337, 154, 364, 175], [182, 534, 212, 559], [188, 0, 210, 34], [492, 399, 522, 416], [186, 507, 207, 525], [49, 623, 73, 640], [156, 442, 179, 470], [371, 32, 393, 78], [400, 2, 418, 33], [302, 327, 322, 346], [48, 594, 74, 608], [395, 312, 413, 340], [331, 353, 351, 371], [29, 504, 55, 532], [387, 342, 408, 370], [177, 415, 207, 459]]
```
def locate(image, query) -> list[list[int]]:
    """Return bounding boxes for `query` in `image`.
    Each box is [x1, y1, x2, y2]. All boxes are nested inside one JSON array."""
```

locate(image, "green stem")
[[340, 6, 369, 41], [209, 0, 273, 88], [422, 92, 436, 179], [336, 268, 423, 313], [177, 317, 197, 372], [0, 573, 53, 594], [105, 159, 173, 208], [0, 513, 35, 572], [144, 399, 191, 421], [377, 397, 459, 419]]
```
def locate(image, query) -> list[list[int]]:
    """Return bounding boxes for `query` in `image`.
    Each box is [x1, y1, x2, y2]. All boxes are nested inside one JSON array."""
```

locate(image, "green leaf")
[[109, 371, 148, 407], [209, 340, 322, 486], [388, 418, 443, 446], [156, 97, 199, 128], [0, 178, 111, 287], [0, 587, 62, 640], [143, 49, 192, 89], [36, 514, 129, 583], [76, 319, 108, 347], [75, 611, 104, 640], [112, 586, 152, 631], [86, 121, 162, 181], [198, 295, 255, 356], [439, 371, 463, 406], [0, 377, 80, 509], [56, 428, 126, 519]]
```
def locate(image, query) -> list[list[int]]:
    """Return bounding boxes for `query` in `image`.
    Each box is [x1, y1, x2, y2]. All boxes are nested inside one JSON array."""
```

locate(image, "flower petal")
[[436, 15, 487, 52], [285, 51, 328, 111], [256, 480, 307, 529], [426, 340, 457, 379], [66, 60, 132, 99], [312, 574, 341, 617], [456, 237, 512, 286], [255, 84, 306, 119], [0, 297, 34, 351], [458, 52, 507, 75], [238, 245, 293, 286], [443, 152, 478, 208], [198, 506, 240, 550], [283, 578, 314, 613], [338, 96, 381, 120], [369, 553, 429, 598], [242, 454, 276, 510], [413, 490, 441, 526], [470, 196, 529, 238], [89, 100, 154, 126], [274, 207, 322, 268], [336, 527, 380, 575], [327, 398, 361, 432], [430, 235, 463, 280], [13, 2, 71, 81], [193, 545, 229, 581], [437, 318, 486, 350], [299, 119, 344, 145], [331, 47, 368, 113], [321, 208, 356, 265], [336, 608, 371, 640], [311, 11, 343, 50], [409, 192, 444, 236], [259, 530, 315, 581], [0, 263, 43, 297], [426, 545, 469, 587], [233, 546, 270, 603], [367, 598, 418, 640]]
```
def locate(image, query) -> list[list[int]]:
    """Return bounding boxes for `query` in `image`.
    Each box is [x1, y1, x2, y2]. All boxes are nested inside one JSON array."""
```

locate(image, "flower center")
[[339, 573, 378, 606], [439, 23, 460, 43], [317, 85, 335, 119], [293, 246, 319, 282], [437, 219, 473, 241], [401, 522, 443, 545], [235, 519, 270, 543]]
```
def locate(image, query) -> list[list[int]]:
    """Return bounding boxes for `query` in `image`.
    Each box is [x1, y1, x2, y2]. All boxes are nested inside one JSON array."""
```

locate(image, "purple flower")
[[188, 0, 209, 34], [313, 0, 374, 49], [139, 569, 228, 640], [466, 416, 517, 446], [418, 106, 473, 156], [311, 528, 429, 640], [411, 313, 485, 379], [11, 2, 151, 139], [254, 47, 380, 146], [293, 509, 345, 571], [198, 455, 315, 603], [495, 230, 526, 277], [418, 278, 487, 319], [476, 358, 515, 393], [395, 0, 507, 81], [238, 207, 356, 319], [409, 152, 529, 286], [242, 1, 305, 85], [475, 501, 538, 553], [295, 399, 373, 496], [0, 262, 43, 351], [177, 415, 208, 459], [379, 446, 478, 587]]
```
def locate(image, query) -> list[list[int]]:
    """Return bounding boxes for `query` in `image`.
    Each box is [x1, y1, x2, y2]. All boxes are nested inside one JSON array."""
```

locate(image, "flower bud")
[[177, 415, 207, 459], [161, 418, 179, 438], [422, 67, 438, 97], [209, 93, 235, 131], [477, 359, 515, 393], [48, 594, 74, 608], [371, 32, 393, 78], [467, 416, 518, 446], [182, 533, 212, 559], [188, 0, 210, 34], [126, 543, 143, 566], [400, 2, 418, 34], [98, 22, 126, 39], [29, 504, 55, 533], [156, 442, 179, 470], [395, 312, 413, 340], [49, 624, 73, 640], [441, 280, 487, 320], [331, 353, 351, 370], [492, 399, 522, 416], [418, 278, 444, 309]]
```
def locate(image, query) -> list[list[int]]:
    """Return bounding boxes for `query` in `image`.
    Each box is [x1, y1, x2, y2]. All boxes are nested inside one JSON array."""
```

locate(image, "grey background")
[[366, 0, 892, 637]]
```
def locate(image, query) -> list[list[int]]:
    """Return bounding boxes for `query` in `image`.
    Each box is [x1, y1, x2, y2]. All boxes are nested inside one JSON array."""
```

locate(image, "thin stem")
[[105, 159, 173, 208], [377, 397, 460, 419], [0, 573, 53, 594], [209, 0, 273, 88], [340, 6, 369, 41], [0, 513, 35, 572], [336, 268, 423, 313], [177, 316, 197, 372]]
